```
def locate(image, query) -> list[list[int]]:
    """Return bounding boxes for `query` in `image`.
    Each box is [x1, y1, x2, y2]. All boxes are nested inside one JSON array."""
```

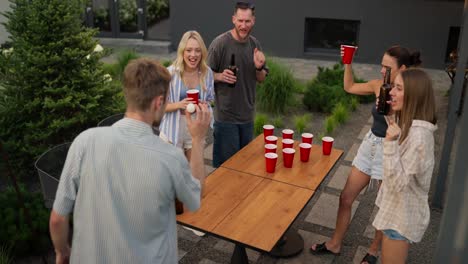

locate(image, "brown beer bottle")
[[175, 198, 184, 215], [228, 53, 237, 88], [377, 66, 392, 115]]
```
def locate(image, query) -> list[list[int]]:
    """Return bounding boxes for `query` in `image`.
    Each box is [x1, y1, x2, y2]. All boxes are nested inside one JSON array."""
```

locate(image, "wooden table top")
[[222, 135, 343, 190], [212, 179, 314, 252]]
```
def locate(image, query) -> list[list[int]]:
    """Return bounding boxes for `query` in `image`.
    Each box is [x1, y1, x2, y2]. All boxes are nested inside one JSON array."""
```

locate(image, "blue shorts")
[[382, 229, 413, 244], [352, 130, 384, 180]]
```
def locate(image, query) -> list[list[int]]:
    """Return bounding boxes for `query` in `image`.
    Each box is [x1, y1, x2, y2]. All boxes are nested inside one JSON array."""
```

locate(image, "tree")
[[0, 0, 124, 181]]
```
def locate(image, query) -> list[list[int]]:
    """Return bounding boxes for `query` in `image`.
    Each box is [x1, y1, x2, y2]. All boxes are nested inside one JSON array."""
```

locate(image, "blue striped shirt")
[[159, 65, 214, 146], [53, 118, 201, 264]]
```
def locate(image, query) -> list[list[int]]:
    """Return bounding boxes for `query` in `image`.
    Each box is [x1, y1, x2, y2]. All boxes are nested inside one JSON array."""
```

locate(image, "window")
[[304, 18, 360, 52], [445, 27, 460, 63]]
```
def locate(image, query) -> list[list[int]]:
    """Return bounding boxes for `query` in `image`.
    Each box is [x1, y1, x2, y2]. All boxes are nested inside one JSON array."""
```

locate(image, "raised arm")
[[343, 64, 381, 96]]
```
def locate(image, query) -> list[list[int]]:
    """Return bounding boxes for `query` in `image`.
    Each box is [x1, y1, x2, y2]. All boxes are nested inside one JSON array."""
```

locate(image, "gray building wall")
[[0, 0, 10, 45], [170, 0, 463, 69]]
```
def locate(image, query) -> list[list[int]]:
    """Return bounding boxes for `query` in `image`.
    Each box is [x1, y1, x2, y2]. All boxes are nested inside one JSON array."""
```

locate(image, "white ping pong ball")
[[186, 103, 195, 113]]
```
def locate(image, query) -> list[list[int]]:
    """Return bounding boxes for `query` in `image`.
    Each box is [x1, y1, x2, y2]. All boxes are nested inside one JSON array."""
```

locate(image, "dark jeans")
[[213, 121, 254, 168]]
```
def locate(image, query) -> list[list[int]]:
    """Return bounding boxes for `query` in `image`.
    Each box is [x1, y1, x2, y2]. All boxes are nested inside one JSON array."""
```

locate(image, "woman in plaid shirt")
[[373, 69, 437, 263]]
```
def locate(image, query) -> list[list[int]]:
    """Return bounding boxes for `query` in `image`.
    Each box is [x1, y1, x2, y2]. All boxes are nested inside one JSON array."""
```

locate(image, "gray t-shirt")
[[207, 31, 262, 123]]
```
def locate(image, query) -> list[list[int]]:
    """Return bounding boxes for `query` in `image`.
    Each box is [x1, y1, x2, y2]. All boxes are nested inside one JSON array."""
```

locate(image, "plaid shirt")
[[373, 120, 437, 242]]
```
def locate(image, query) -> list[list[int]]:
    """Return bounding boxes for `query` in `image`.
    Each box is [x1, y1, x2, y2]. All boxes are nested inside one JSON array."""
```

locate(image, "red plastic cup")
[[299, 143, 312, 162], [265, 135, 278, 145], [282, 138, 294, 149], [265, 144, 277, 154], [302, 133, 313, 144], [186, 89, 199, 104], [263, 124, 274, 141], [322, 136, 334, 155], [282, 129, 294, 139], [282, 148, 295, 168], [265, 153, 278, 173], [341, 45, 358, 64]]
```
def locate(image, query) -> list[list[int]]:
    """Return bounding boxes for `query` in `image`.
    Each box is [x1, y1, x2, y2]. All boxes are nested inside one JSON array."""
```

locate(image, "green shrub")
[[294, 113, 311, 134], [257, 59, 295, 114], [102, 62, 120, 78], [350, 97, 359, 111], [0, 244, 12, 264], [254, 113, 268, 136], [162, 60, 172, 67], [332, 103, 349, 124], [324, 116, 337, 134], [0, 186, 49, 257], [303, 63, 373, 113], [116, 49, 140, 78], [272, 116, 284, 128], [0, 0, 124, 181]]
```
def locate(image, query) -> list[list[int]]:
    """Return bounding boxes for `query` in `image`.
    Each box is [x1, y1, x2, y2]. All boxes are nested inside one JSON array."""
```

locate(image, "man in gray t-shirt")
[[207, 1, 268, 167]]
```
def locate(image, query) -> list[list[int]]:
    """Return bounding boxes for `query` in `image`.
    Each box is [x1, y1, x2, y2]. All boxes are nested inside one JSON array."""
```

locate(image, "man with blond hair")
[[49, 58, 211, 264]]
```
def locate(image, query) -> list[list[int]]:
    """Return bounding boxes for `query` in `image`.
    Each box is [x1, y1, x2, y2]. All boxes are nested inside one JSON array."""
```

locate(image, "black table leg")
[[231, 244, 249, 264], [268, 229, 304, 258]]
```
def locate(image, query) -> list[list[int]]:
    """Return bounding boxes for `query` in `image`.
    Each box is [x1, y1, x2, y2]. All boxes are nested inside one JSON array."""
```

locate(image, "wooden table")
[[177, 135, 343, 263]]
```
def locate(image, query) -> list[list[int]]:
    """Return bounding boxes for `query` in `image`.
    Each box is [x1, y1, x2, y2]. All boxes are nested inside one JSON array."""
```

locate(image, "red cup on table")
[[263, 124, 274, 141], [282, 138, 294, 149], [282, 129, 294, 139], [301, 133, 313, 144], [265, 135, 278, 145], [322, 136, 334, 155], [265, 144, 277, 154], [186, 89, 199, 104], [265, 153, 278, 173], [341, 45, 358, 64], [299, 143, 312, 162], [282, 148, 295, 168]]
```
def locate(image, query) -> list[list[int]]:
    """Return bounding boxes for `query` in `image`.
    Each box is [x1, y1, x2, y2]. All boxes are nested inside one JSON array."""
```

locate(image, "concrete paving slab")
[[205, 164, 215, 176], [367, 116, 373, 124], [327, 165, 351, 190], [305, 193, 359, 229], [204, 143, 213, 160], [178, 249, 188, 261], [344, 143, 360, 162], [358, 125, 371, 140], [213, 239, 261, 262], [277, 230, 335, 264], [177, 225, 202, 243], [363, 206, 379, 239], [199, 259, 221, 264], [353, 246, 381, 264]]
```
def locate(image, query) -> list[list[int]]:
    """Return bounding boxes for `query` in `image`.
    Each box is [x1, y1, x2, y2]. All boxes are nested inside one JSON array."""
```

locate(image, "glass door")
[[85, 0, 146, 39]]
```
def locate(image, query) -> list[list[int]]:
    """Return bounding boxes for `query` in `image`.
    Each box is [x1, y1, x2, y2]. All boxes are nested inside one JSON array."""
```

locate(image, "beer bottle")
[[228, 54, 237, 87], [377, 67, 392, 115], [175, 198, 184, 215]]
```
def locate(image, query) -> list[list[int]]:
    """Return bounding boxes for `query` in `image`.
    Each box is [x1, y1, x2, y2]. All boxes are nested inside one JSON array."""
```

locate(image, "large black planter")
[[97, 113, 125, 127]]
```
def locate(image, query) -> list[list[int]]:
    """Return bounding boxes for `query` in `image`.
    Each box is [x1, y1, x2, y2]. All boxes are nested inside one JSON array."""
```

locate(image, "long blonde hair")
[[396, 69, 437, 143], [172, 31, 209, 91]]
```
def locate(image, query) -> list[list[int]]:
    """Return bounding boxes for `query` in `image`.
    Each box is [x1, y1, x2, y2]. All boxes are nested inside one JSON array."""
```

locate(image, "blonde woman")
[[373, 69, 437, 263], [160, 31, 214, 160]]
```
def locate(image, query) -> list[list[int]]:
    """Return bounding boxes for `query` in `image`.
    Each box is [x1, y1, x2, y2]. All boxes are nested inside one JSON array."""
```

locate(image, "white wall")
[[0, 1, 11, 45]]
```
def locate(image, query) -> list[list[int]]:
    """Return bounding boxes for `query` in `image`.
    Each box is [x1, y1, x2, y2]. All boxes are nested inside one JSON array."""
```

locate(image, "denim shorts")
[[352, 130, 384, 180], [382, 229, 413, 244]]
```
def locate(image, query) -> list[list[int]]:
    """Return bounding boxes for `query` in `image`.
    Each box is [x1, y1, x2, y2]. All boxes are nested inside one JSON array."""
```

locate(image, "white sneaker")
[[182, 226, 205, 236]]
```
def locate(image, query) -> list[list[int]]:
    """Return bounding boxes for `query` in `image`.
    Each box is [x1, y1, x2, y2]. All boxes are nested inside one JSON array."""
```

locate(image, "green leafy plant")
[[324, 115, 337, 134], [254, 113, 268, 136], [162, 60, 172, 67], [0, 186, 49, 257], [332, 103, 349, 124], [0, 244, 13, 264], [272, 116, 284, 128], [116, 49, 140, 79], [350, 97, 359, 111], [0, 0, 124, 181], [303, 63, 372, 113], [294, 113, 312, 134], [257, 59, 295, 114]]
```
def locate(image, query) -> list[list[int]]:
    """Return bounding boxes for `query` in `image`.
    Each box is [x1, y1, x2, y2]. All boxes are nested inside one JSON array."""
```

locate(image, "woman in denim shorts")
[[310, 46, 422, 264], [373, 69, 437, 263]]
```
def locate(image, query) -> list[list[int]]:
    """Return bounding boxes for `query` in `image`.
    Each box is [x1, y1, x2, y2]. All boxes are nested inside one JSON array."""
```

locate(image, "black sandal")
[[361, 253, 378, 264], [309, 242, 340, 256]]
